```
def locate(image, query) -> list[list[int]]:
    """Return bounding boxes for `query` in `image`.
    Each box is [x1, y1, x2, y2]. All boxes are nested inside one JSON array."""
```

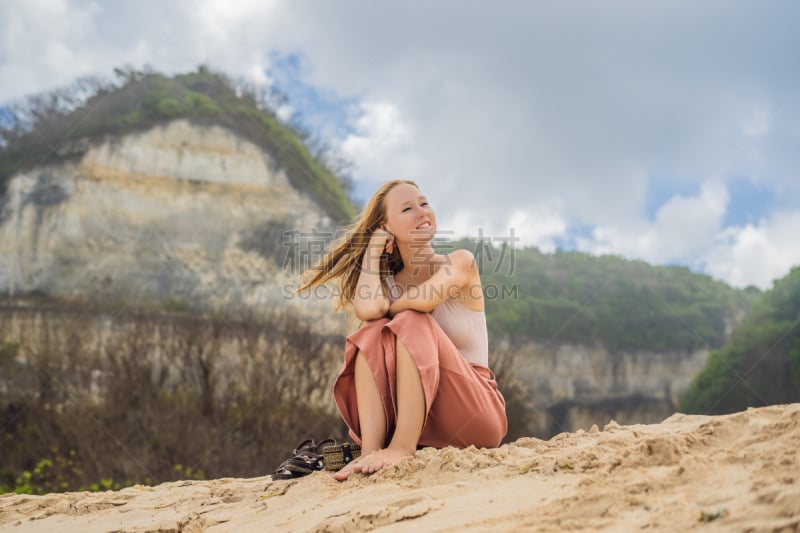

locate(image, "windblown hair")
[[297, 179, 417, 309]]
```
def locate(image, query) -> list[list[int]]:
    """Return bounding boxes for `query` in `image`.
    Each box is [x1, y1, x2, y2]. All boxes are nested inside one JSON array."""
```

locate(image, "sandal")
[[322, 441, 362, 471], [271, 439, 326, 481]]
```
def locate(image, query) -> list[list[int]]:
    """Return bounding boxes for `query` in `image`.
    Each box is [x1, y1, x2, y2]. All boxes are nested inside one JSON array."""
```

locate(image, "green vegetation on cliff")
[[0, 66, 356, 223], [680, 267, 800, 414], [441, 239, 753, 351]]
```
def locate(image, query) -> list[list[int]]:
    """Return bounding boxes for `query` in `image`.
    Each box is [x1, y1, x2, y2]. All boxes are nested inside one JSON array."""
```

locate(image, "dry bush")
[[0, 307, 344, 493]]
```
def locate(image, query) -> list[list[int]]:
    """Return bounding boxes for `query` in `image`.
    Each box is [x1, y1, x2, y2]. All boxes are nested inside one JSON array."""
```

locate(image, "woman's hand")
[[366, 226, 394, 261], [353, 226, 393, 321]]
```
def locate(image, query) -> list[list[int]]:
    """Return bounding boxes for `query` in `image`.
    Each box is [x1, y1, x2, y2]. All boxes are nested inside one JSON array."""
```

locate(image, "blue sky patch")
[[266, 52, 360, 144], [722, 177, 778, 227], [553, 222, 595, 251], [351, 180, 376, 205], [0, 106, 13, 129]]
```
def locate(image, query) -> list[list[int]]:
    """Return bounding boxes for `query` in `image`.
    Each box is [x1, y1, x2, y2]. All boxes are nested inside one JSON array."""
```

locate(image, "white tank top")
[[385, 276, 490, 367]]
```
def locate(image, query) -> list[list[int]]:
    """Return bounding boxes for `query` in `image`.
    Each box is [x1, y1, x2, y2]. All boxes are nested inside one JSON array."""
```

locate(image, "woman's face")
[[383, 183, 437, 244]]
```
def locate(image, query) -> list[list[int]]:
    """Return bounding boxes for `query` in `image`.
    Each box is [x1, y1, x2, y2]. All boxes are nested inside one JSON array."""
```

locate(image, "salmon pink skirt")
[[333, 309, 508, 449]]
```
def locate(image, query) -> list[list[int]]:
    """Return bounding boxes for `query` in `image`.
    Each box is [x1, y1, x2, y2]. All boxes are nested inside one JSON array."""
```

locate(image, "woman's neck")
[[396, 242, 438, 281]]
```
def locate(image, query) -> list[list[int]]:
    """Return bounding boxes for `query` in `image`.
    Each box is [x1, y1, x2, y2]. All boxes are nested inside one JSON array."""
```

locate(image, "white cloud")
[[0, 0, 101, 99], [194, 0, 275, 38], [742, 106, 771, 138], [188, 0, 280, 71], [577, 183, 800, 289], [579, 181, 729, 265], [506, 208, 568, 254], [340, 101, 422, 183], [705, 210, 800, 289], [442, 204, 567, 254]]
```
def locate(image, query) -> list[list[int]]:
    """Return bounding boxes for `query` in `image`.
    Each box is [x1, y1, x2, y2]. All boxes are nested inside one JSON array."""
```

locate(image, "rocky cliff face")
[[510, 341, 708, 437], [0, 119, 339, 327]]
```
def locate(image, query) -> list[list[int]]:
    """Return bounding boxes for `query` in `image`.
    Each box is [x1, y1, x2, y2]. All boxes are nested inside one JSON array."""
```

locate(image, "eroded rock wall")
[[0, 120, 337, 327], [510, 341, 708, 436]]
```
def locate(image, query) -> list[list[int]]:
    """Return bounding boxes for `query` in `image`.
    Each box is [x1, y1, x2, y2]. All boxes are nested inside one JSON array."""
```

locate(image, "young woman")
[[299, 180, 507, 481]]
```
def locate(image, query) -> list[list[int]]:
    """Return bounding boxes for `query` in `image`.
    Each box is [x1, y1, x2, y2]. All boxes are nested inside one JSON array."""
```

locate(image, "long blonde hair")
[[297, 179, 417, 309]]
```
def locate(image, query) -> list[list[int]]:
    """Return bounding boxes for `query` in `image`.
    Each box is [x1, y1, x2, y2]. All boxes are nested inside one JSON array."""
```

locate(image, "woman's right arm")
[[352, 228, 391, 321]]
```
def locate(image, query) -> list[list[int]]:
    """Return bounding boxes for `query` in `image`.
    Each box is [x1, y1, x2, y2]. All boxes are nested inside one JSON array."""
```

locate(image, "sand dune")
[[1, 403, 798, 532]]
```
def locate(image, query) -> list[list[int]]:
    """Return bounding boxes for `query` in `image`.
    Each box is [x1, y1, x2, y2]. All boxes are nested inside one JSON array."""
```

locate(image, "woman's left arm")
[[388, 249, 477, 315]]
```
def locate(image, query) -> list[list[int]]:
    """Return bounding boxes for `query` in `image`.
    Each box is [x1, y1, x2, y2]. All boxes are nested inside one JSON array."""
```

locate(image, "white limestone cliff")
[[0, 119, 338, 326]]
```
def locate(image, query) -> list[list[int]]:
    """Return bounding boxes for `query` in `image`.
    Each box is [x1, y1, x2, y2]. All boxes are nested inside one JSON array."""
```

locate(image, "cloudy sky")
[[2, 0, 799, 289]]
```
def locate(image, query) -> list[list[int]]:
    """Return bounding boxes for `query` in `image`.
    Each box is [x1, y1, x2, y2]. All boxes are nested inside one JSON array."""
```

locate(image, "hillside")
[[0, 66, 356, 224], [470, 243, 753, 351], [681, 266, 800, 414], [0, 67, 361, 321], [0, 404, 797, 532]]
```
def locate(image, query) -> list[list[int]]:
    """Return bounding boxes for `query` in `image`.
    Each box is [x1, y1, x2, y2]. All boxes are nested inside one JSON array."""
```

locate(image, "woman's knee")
[[472, 421, 507, 448]]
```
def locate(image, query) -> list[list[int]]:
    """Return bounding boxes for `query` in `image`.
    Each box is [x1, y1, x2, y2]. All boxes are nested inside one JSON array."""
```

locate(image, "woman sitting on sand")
[[299, 180, 508, 481]]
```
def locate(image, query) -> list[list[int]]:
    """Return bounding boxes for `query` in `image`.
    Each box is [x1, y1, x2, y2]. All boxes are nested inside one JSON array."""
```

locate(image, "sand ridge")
[[1, 403, 798, 532]]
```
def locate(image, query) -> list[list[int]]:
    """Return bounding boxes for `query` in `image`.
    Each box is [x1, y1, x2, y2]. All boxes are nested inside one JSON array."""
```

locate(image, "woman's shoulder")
[[443, 249, 478, 271], [443, 249, 483, 311]]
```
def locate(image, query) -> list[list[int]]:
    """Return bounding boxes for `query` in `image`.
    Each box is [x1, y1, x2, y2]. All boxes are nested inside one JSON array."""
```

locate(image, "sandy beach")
[[1, 403, 797, 532]]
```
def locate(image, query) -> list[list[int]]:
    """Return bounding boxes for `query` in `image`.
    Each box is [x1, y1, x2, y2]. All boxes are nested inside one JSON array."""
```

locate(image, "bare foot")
[[333, 447, 416, 481], [332, 457, 362, 481], [353, 447, 414, 475]]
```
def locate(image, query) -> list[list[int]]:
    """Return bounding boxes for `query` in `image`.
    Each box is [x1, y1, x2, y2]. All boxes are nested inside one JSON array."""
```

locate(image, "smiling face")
[[383, 182, 437, 244]]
